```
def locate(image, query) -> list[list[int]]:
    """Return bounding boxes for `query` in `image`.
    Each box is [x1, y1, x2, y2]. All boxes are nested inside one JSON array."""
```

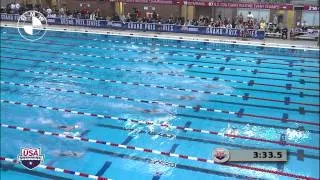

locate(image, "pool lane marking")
[[2, 54, 318, 85], [81, 45, 319, 69], [98, 123, 320, 160], [1, 46, 319, 80], [1, 45, 319, 75], [1, 124, 319, 180], [1, 66, 319, 105], [0, 157, 110, 180], [0, 123, 212, 164], [1, 81, 319, 134], [87, 148, 262, 180], [1, 100, 319, 148], [2, 34, 319, 61], [1, 56, 319, 94], [1, 75, 318, 126], [1, 81, 317, 116]]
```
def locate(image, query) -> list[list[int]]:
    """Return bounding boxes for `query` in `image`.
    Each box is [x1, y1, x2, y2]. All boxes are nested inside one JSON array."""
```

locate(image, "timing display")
[[213, 149, 287, 163]]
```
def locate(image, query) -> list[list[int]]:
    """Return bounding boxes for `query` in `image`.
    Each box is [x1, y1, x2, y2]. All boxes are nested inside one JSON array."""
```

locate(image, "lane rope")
[[1, 81, 318, 116], [1, 44, 319, 75], [1, 59, 319, 106], [2, 80, 320, 134], [0, 156, 109, 180], [1, 67, 319, 126], [2, 52, 318, 84], [1, 54, 319, 93], [1, 123, 319, 180], [2, 33, 319, 60], [1, 99, 319, 149]]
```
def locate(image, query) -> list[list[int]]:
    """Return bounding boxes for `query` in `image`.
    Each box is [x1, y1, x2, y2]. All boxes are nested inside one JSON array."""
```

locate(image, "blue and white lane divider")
[[2, 43, 319, 80], [0, 156, 109, 180], [1, 57, 319, 105], [2, 33, 319, 61], [1, 99, 319, 150], [1, 67, 319, 126], [2, 80, 319, 134], [1, 123, 319, 180], [1, 81, 317, 115], [1, 54, 319, 93], [2, 54, 318, 85], [1, 45, 319, 75], [3, 37, 319, 69]]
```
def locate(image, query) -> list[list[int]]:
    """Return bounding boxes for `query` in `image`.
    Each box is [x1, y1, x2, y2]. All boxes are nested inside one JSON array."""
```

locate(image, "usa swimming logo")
[[17, 148, 44, 169]]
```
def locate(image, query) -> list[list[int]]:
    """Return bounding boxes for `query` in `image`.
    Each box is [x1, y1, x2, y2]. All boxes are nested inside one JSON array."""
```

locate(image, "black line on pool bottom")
[[1, 45, 319, 75], [121, 136, 134, 145], [80, 130, 91, 137], [207, 99, 319, 114], [1, 65, 319, 98], [183, 121, 192, 133], [87, 148, 263, 180], [170, 144, 179, 153], [152, 143, 180, 180], [187, 70, 318, 84], [96, 123, 320, 160], [172, 58, 319, 73], [236, 86, 319, 98], [95, 161, 112, 177], [176, 114, 320, 134], [0, 163, 72, 180]]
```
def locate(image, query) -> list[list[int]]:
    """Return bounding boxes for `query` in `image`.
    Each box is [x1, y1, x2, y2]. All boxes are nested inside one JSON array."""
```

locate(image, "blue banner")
[[1, 14, 265, 39]]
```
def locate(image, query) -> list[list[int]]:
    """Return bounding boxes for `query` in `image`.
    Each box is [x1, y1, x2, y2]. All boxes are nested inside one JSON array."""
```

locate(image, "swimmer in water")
[[55, 151, 84, 157], [57, 124, 80, 131], [206, 84, 222, 89], [131, 106, 174, 115], [225, 125, 239, 139], [179, 95, 195, 100]]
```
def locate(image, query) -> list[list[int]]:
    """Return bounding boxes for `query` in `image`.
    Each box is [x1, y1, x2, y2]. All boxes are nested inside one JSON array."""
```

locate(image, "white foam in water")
[[285, 128, 310, 143], [25, 117, 54, 125]]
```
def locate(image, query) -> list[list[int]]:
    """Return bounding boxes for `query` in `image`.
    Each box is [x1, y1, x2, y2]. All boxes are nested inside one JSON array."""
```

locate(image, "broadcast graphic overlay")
[[17, 10, 47, 42]]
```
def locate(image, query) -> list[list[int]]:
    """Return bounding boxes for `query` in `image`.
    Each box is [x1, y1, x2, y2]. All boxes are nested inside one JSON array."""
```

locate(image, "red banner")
[[181, 1, 293, 10], [304, 5, 320, 11], [120, 0, 294, 10]]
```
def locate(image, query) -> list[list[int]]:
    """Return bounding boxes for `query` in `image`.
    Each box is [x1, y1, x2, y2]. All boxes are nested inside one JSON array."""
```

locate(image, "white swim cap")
[[74, 125, 80, 129]]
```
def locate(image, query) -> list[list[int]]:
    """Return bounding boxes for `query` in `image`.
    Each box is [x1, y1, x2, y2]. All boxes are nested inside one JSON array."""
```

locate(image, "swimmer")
[[179, 95, 195, 100], [206, 84, 222, 89], [225, 125, 239, 139], [63, 131, 81, 137], [55, 151, 84, 157], [132, 107, 174, 115], [57, 124, 80, 131]]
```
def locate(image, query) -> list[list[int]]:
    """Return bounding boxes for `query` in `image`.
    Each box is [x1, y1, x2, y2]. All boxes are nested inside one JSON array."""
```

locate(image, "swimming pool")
[[0, 26, 319, 180]]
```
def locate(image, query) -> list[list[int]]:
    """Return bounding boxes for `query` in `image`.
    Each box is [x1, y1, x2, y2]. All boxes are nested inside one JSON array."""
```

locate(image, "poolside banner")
[[1, 14, 265, 39], [1, 13, 20, 21], [303, 5, 320, 11]]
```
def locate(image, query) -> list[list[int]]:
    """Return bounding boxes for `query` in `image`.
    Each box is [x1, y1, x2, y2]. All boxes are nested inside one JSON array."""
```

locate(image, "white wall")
[[237, 8, 270, 22], [302, 11, 320, 26]]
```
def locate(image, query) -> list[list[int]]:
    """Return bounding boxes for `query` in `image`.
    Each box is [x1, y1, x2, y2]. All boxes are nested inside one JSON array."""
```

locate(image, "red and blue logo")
[[17, 148, 44, 169]]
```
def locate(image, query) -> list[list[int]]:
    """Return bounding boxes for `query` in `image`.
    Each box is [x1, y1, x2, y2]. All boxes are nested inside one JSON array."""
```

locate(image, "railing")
[[0, 13, 266, 39]]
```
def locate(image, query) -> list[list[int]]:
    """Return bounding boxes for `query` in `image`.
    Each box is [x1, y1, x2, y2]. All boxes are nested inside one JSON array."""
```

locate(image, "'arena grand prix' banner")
[[1, 14, 265, 39]]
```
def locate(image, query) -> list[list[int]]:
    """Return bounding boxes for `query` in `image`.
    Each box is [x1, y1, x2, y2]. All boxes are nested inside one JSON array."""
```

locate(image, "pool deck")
[[1, 21, 319, 50]]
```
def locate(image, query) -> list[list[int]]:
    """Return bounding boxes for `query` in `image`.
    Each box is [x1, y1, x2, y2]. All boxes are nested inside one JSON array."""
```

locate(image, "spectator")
[[259, 19, 266, 30], [226, 23, 232, 29], [46, 7, 52, 15], [281, 26, 288, 39], [247, 12, 254, 20]]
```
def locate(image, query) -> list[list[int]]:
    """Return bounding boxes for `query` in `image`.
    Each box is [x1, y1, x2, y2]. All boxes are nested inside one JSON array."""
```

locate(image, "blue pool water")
[[0, 26, 319, 180]]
